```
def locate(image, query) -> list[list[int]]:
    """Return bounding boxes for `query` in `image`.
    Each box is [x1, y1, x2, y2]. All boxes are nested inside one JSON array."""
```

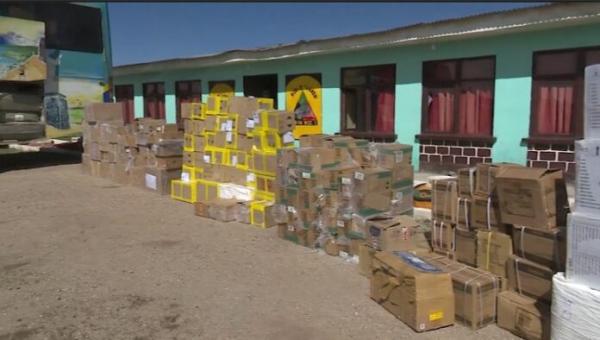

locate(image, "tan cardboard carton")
[[208, 199, 239, 222], [372, 143, 413, 167], [147, 155, 182, 170], [471, 194, 507, 232], [506, 255, 554, 304], [512, 226, 566, 271], [431, 177, 457, 225], [194, 201, 211, 218], [84, 102, 124, 123], [476, 230, 513, 277], [366, 215, 423, 251], [424, 255, 502, 330], [358, 243, 376, 277], [497, 291, 550, 340], [475, 162, 521, 197], [370, 251, 455, 332], [454, 228, 477, 267], [144, 167, 181, 195], [496, 167, 569, 230], [353, 167, 392, 194], [298, 134, 328, 147], [458, 167, 477, 199], [431, 220, 454, 255], [359, 191, 392, 212]]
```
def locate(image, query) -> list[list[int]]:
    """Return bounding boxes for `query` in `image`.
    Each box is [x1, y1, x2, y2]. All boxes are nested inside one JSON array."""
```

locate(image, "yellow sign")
[[428, 311, 444, 321], [286, 74, 322, 138], [210, 81, 234, 97]]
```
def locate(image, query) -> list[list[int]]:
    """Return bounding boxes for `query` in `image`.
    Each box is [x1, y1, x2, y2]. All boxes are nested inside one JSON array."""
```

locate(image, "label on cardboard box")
[[226, 132, 233, 143], [282, 131, 294, 144], [287, 205, 296, 213], [429, 311, 444, 321], [354, 172, 365, 181], [341, 177, 352, 185], [226, 120, 233, 131], [181, 172, 190, 183], [247, 173, 256, 183], [145, 174, 157, 190], [203, 155, 211, 163], [585, 65, 600, 139], [395, 151, 403, 163], [231, 154, 238, 166], [337, 220, 345, 227], [246, 119, 255, 129], [302, 172, 311, 179], [575, 140, 600, 214]]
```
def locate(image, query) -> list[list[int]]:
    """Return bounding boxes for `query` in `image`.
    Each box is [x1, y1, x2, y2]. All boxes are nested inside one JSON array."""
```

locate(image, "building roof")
[[113, 3, 600, 77]]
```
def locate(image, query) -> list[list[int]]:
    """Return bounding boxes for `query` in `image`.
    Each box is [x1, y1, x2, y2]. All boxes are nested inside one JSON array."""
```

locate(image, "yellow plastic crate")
[[257, 98, 274, 110], [171, 179, 198, 203], [231, 151, 249, 170], [205, 146, 230, 166], [206, 96, 229, 116], [254, 110, 294, 133], [190, 103, 206, 120], [250, 149, 277, 176], [196, 179, 220, 202], [250, 200, 277, 228], [183, 133, 195, 152], [255, 130, 294, 153]]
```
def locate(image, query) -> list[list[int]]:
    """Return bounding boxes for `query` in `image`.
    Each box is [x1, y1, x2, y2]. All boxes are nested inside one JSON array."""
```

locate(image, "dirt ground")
[[0, 161, 519, 340]]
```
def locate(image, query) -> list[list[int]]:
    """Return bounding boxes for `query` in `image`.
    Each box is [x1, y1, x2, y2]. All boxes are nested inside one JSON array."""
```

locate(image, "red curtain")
[[374, 68, 395, 133], [536, 85, 574, 135], [427, 91, 454, 132], [144, 83, 165, 119], [458, 89, 492, 135]]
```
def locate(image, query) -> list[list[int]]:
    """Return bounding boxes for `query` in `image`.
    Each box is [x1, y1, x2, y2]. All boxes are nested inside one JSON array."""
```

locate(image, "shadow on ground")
[[0, 148, 82, 173]]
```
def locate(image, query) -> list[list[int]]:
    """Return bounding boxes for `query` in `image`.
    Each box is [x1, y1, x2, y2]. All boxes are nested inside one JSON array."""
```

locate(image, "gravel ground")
[[0, 162, 519, 340]]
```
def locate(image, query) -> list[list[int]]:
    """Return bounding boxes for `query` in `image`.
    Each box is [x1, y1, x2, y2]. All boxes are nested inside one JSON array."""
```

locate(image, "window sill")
[[416, 133, 496, 144], [522, 136, 580, 145]]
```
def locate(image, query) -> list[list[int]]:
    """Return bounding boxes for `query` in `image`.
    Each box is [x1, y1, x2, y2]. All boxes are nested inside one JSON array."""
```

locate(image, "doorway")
[[243, 74, 278, 108]]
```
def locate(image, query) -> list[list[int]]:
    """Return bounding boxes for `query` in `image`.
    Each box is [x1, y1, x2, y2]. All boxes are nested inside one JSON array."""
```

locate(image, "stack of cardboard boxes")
[[172, 96, 295, 228], [550, 64, 600, 339], [423, 161, 570, 338], [275, 135, 417, 258], [81, 103, 183, 193]]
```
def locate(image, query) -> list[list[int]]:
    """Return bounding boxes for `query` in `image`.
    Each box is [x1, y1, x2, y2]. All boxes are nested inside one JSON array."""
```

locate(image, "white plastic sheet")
[[551, 273, 600, 340]]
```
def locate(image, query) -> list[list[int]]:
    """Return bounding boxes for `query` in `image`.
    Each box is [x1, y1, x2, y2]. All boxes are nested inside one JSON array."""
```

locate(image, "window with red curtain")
[[422, 57, 495, 137], [175, 80, 201, 127], [341, 64, 396, 141], [531, 47, 600, 138], [114, 84, 134, 124], [143, 82, 165, 119]]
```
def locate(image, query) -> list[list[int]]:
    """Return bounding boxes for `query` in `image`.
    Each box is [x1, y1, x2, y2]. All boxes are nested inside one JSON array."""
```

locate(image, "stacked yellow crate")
[[174, 95, 296, 228]]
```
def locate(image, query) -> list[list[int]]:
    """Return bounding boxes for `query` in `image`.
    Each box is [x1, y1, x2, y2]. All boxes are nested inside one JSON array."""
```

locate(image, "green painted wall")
[[114, 22, 600, 169]]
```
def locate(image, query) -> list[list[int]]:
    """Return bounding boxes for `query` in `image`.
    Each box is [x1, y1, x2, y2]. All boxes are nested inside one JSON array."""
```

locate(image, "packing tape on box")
[[486, 196, 492, 230], [484, 231, 493, 272], [456, 197, 470, 231], [432, 220, 454, 251], [467, 167, 476, 196]]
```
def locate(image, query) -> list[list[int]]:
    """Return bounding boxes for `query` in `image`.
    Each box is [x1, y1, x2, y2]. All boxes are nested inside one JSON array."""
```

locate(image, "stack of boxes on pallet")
[[81, 103, 183, 193], [172, 95, 295, 228], [551, 65, 600, 339], [275, 134, 416, 258], [421, 161, 570, 338]]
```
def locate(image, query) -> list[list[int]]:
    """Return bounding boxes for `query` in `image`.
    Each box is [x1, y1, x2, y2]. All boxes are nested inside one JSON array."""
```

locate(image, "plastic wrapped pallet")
[[552, 273, 600, 340], [566, 212, 600, 290]]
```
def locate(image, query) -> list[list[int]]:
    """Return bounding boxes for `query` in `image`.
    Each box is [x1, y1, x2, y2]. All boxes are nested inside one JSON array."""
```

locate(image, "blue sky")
[[108, 2, 541, 66]]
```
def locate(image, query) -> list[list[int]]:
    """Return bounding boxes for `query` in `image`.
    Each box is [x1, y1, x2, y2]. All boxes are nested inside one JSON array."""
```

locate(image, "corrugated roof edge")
[[112, 3, 600, 76]]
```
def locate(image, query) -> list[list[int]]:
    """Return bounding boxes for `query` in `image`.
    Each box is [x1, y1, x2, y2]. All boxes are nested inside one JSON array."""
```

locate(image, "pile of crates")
[[171, 95, 296, 228]]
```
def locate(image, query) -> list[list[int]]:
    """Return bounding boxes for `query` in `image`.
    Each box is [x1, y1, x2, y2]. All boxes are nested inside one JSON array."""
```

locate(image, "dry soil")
[[0, 162, 519, 340]]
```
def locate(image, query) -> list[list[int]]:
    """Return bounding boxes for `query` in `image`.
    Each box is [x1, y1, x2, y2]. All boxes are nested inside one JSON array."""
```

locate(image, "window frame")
[[114, 84, 134, 124], [528, 47, 600, 141], [175, 79, 202, 127], [142, 82, 166, 120], [340, 63, 397, 141], [420, 55, 496, 140]]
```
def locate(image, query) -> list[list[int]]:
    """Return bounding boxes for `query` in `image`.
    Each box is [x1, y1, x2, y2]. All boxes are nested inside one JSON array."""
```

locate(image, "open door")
[[114, 84, 134, 124]]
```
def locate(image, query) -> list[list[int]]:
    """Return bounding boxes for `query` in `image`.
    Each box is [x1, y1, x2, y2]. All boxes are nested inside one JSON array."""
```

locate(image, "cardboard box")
[[512, 226, 565, 272], [475, 163, 520, 197], [584, 64, 600, 139], [471, 194, 505, 231], [458, 167, 477, 199], [497, 291, 550, 340], [575, 139, 600, 215], [454, 228, 477, 267], [208, 199, 239, 222], [298, 134, 327, 147], [257, 110, 295, 133], [366, 215, 422, 251], [250, 200, 278, 228], [424, 255, 501, 330], [372, 143, 413, 167], [147, 155, 183, 170], [196, 180, 219, 203], [431, 177, 457, 224], [496, 167, 569, 230], [194, 201, 211, 218], [456, 197, 472, 230], [359, 190, 392, 212], [506, 255, 553, 304], [84, 103, 124, 123], [353, 167, 392, 194], [566, 212, 600, 290], [431, 220, 454, 254], [370, 251, 455, 332], [144, 168, 181, 195], [151, 139, 183, 157], [390, 184, 413, 216], [295, 147, 337, 172], [476, 230, 513, 277]]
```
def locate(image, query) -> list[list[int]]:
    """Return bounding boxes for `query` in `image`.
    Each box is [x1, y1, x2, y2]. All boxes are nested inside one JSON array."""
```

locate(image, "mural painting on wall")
[[209, 80, 235, 97], [286, 74, 322, 138], [0, 16, 46, 81]]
